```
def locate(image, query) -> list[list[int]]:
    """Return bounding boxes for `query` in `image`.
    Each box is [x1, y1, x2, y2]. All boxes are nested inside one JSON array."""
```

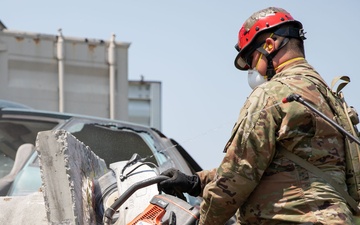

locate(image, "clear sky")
[[2, 1, 360, 170]]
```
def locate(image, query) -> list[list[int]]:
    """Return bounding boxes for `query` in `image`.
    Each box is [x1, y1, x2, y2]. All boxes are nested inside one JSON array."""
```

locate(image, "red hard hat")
[[234, 7, 303, 70]]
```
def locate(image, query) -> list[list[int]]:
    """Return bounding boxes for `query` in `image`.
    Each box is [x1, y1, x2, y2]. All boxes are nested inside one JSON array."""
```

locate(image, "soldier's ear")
[[265, 38, 275, 53]]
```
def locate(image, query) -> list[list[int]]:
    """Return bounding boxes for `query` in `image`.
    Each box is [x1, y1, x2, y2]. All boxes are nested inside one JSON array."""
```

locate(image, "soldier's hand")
[[159, 168, 201, 197]]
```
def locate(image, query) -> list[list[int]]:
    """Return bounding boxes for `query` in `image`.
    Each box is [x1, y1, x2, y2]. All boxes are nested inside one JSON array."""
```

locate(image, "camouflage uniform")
[[197, 60, 355, 225]]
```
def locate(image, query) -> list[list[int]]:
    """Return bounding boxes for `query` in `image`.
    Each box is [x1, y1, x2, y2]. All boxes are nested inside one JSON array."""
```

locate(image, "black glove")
[[159, 168, 201, 197]]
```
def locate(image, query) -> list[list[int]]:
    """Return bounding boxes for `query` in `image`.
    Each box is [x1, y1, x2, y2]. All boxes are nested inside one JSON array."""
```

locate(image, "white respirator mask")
[[247, 69, 267, 89]]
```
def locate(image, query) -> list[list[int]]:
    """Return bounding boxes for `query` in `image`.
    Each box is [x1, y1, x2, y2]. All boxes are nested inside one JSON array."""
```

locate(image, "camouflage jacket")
[[197, 61, 355, 225]]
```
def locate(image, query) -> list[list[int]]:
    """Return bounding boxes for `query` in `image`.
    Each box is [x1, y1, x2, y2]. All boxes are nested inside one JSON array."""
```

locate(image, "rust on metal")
[[15, 36, 24, 42], [88, 44, 96, 52], [3, 197, 12, 201]]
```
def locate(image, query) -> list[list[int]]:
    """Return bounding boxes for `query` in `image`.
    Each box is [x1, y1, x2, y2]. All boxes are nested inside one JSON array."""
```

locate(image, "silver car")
[[0, 100, 202, 199]]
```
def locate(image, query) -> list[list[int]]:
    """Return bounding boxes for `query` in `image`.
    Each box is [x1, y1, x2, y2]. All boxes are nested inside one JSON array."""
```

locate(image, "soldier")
[[159, 6, 357, 225]]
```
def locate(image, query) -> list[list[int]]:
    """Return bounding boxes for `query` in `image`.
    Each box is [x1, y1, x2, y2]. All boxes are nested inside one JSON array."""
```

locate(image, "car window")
[[0, 119, 58, 178]]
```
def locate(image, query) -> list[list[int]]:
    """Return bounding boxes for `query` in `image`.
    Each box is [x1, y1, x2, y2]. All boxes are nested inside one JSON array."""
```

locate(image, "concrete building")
[[0, 21, 161, 130]]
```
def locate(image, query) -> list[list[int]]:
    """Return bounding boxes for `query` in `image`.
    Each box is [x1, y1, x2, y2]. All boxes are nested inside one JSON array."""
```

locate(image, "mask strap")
[[254, 53, 268, 81], [256, 37, 290, 80], [274, 57, 305, 71], [255, 47, 275, 80]]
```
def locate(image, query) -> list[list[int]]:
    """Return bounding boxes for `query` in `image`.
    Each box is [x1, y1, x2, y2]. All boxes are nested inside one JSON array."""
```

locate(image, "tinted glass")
[[0, 119, 57, 178]]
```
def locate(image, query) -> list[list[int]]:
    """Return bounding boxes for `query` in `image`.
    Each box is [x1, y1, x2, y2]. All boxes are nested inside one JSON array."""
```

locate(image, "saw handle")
[[103, 175, 169, 224]]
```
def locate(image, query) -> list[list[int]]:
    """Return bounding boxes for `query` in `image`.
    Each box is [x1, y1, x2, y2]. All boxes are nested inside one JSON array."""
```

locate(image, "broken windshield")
[[62, 119, 168, 166]]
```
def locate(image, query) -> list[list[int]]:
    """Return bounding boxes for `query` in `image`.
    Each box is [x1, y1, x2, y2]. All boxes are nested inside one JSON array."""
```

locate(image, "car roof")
[[0, 100, 33, 110], [0, 99, 162, 133], [0, 106, 155, 130]]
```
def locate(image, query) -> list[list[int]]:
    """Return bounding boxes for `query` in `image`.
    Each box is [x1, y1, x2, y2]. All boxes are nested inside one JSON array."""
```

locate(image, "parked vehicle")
[[0, 99, 204, 224], [0, 99, 202, 196]]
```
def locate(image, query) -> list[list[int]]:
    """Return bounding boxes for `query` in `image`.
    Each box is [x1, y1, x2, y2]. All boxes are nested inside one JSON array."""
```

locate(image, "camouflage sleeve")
[[199, 87, 280, 225], [196, 168, 217, 197]]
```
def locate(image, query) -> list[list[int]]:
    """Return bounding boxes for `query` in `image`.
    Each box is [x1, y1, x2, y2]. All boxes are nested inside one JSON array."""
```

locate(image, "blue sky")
[[2, 1, 360, 169]]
